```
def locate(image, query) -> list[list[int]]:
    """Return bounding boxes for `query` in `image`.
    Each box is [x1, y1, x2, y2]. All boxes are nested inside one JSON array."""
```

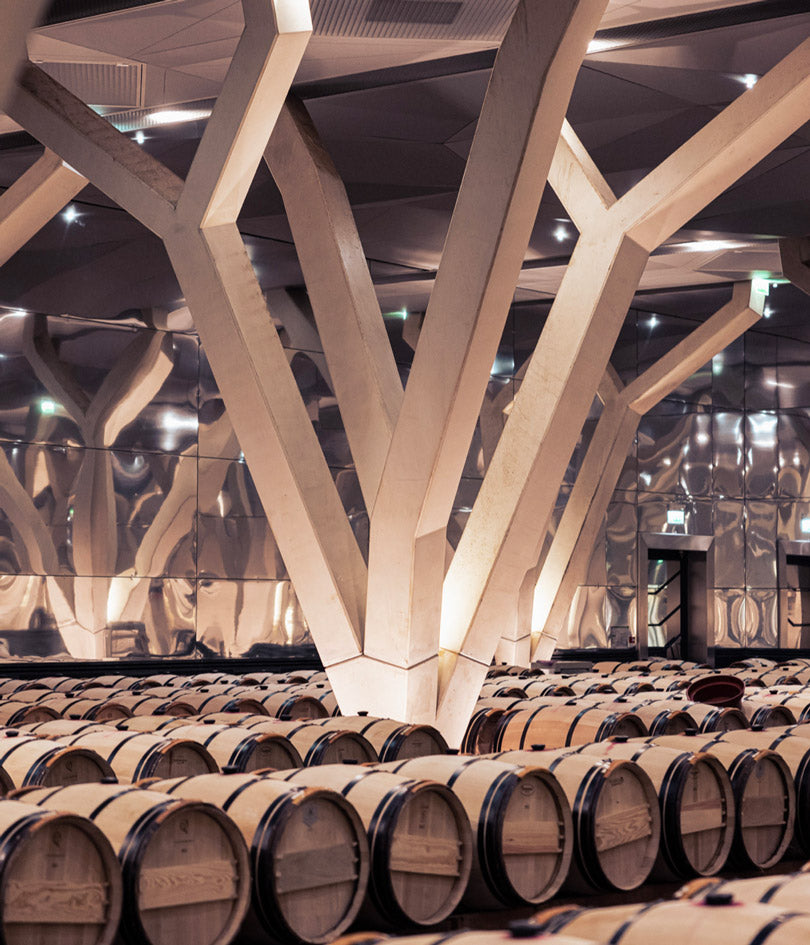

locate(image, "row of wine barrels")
[[575, 690, 749, 733], [150, 773, 369, 944], [579, 696, 697, 735], [644, 733, 795, 869], [238, 719, 379, 765], [15, 782, 250, 945], [312, 716, 448, 761], [490, 749, 661, 892], [534, 897, 810, 945], [59, 731, 218, 782], [489, 702, 649, 751], [158, 722, 303, 771], [268, 765, 473, 926], [572, 739, 734, 879], [379, 755, 573, 907]]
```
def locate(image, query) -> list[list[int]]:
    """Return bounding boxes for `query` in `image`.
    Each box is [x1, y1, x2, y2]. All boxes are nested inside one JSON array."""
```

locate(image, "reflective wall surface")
[[2, 281, 810, 660]]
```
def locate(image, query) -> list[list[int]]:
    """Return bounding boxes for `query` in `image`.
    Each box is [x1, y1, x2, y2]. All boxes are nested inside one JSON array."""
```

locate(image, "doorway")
[[778, 540, 810, 648], [638, 533, 714, 664]]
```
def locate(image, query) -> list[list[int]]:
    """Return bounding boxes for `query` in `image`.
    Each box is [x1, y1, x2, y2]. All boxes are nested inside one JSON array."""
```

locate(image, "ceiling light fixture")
[[553, 225, 569, 242], [62, 205, 78, 224], [134, 130, 145, 145], [148, 108, 213, 127], [740, 74, 759, 89]]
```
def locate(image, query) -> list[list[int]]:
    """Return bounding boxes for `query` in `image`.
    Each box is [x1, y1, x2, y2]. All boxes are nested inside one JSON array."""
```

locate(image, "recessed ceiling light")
[[149, 108, 212, 127], [62, 205, 78, 223]]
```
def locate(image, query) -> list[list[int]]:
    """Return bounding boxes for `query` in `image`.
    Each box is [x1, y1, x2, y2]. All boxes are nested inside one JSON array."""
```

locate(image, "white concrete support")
[[0, 150, 86, 267], [437, 37, 810, 744], [164, 223, 366, 664], [342, 0, 608, 722], [780, 237, 810, 296], [532, 282, 763, 660], [265, 97, 403, 507], [0, 0, 46, 110]]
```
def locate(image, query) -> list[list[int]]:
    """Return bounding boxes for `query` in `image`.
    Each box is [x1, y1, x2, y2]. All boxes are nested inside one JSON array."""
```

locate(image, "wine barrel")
[[491, 749, 660, 892], [0, 798, 123, 945], [93, 694, 196, 717], [168, 690, 268, 717], [115, 715, 185, 733], [334, 932, 591, 945], [0, 732, 113, 787], [315, 716, 448, 761], [463, 707, 510, 754], [682, 870, 810, 910], [258, 691, 329, 720], [0, 701, 60, 726], [0, 679, 47, 695], [60, 731, 218, 782], [16, 782, 250, 945], [151, 773, 368, 943], [534, 898, 810, 945], [574, 739, 734, 878], [18, 719, 110, 740], [492, 702, 647, 751], [740, 700, 796, 728], [31, 676, 80, 692], [161, 723, 303, 772], [268, 765, 472, 926], [581, 697, 697, 736], [478, 683, 528, 699], [239, 720, 378, 765], [711, 727, 810, 854], [646, 733, 795, 868], [38, 694, 133, 722], [380, 755, 573, 907], [670, 700, 749, 733]]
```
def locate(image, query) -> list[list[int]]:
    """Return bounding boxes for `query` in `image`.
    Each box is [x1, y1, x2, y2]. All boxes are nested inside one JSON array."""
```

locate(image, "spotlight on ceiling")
[[553, 225, 569, 242], [740, 74, 759, 89], [62, 205, 78, 224], [134, 130, 145, 145], [148, 108, 213, 127]]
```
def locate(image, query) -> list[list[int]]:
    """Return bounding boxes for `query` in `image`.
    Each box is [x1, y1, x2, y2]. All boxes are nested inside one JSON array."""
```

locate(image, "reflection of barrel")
[[533, 898, 810, 945], [151, 773, 369, 944], [269, 766, 472, 926], [648, 734, 795, 868], [492, 749, 660, 891], [258, 691, 329, 720], [492, 702, 647, 751], [381, 755, 572, 907], [0, 799, 123, 945], [575, 740, 734, 878], [314, 717, 448, 761], [0, 733, 113, 787], [163, 723, 303, 772], [17, 782, 250, 945], [0, 701, 59, 726], [240, 720, 378, 765], [60, 731, 218, 783], [681, 870, 810, 910]]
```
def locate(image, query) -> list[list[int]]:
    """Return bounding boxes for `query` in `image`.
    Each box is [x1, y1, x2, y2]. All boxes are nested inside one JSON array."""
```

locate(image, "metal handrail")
[[648, 569, 681, 597], [648, 603, 682, 628]]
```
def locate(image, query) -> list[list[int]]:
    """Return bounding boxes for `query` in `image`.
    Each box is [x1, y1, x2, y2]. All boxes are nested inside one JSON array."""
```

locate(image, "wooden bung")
[[491, 749, 660, 892], [151, 772, 369, 944], [267, 765, 473, 926], [379, 754, 573, 907], [15, 782, 250, 945]]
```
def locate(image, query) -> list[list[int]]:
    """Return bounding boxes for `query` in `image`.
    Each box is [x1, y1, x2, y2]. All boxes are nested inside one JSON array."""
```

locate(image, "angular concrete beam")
[[178, 0, 312, 228], [164, 222, 366, 665], [548, 118, 616, 232], [0, 0, 46, 110], [614, 37, 810, 251], [0, 150, 86, 268], [9, 65, 181, 235], [265, 97, 403, 507], [363, 0, 609, 686], [532, 281, 763, 660]]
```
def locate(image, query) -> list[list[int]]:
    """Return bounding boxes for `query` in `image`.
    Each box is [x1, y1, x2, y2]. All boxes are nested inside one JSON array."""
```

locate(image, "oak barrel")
[[151, 772, 369, 943], [258, 691, 330, 720], [268, 765, 473, 926], [162, 722, 303, 772], [0, 798, 123, 945], [682, 870, 810, 910], [491, 749, 660, 891], [0, 701, 60, 726], [17, 782, 250, 945], [381, 755, 573, 907]]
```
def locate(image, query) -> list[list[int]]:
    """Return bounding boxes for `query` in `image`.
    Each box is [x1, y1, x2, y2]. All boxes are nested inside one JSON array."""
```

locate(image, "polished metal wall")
[[0, 303, 337, 659]]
